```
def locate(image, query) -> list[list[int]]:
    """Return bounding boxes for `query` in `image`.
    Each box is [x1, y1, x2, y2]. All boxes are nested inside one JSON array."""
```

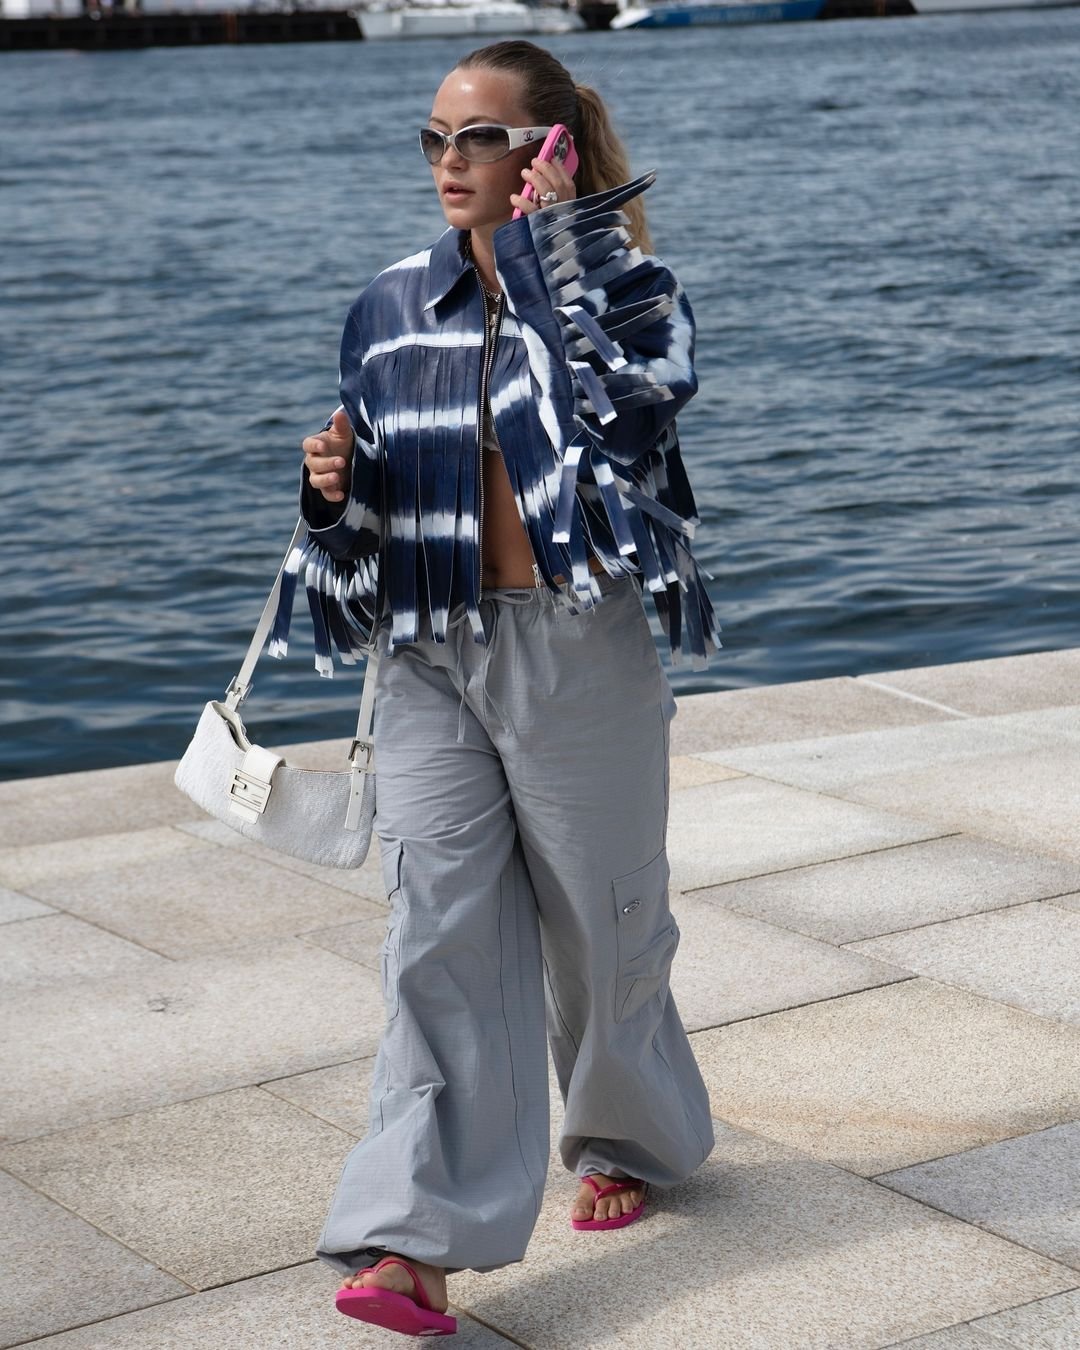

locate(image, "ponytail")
[[572, 82, 653, 256]]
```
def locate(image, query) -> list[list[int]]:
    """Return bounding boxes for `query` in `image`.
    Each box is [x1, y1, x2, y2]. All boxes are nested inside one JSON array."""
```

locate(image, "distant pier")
[[0, 7, 362, 49]]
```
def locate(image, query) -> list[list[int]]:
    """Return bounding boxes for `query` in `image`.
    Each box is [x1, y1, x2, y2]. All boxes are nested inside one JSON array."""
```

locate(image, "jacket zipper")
[[476, 278, 503, 594]]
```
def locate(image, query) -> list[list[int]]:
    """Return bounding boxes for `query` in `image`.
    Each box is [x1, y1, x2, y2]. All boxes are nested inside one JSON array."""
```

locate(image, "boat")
[[354, 0, 585, 38], [610, 0, 823, 25]]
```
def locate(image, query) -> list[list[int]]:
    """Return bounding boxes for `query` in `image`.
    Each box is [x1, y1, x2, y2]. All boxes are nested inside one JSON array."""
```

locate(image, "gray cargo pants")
[[316, 571, 714, 1277]]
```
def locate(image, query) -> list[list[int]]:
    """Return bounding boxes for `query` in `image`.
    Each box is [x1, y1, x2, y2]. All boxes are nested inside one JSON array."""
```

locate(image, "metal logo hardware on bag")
[[173, 517, 380, 869]]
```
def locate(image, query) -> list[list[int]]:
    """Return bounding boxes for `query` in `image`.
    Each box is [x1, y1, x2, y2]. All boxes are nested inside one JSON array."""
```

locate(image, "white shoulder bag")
[[174, 519, 378, 868]]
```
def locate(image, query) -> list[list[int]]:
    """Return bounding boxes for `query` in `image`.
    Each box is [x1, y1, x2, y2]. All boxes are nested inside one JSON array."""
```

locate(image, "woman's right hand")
[[302, 407, 355, 504]]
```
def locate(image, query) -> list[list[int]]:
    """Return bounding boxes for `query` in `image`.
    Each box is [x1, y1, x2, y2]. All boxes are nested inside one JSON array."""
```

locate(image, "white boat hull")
[[356, 3, 584, 37]]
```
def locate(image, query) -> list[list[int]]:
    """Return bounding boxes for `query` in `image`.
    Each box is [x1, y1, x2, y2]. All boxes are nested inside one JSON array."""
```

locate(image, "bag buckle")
[[348, 737, 375, 772], [229, 769, 272, 817], [224, 677, 251, 709]]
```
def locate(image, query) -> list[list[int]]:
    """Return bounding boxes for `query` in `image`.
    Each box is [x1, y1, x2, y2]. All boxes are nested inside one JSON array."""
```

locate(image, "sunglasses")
[[419, 123, 553, 165]]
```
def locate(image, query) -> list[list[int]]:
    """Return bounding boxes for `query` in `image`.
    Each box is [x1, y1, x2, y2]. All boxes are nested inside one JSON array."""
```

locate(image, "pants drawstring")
[[447, 588, 543, 744], [446, 607, 472, 745]]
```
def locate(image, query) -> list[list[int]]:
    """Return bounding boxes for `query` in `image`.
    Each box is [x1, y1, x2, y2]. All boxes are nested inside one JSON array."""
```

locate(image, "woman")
[[286, 40, 721, 1337]]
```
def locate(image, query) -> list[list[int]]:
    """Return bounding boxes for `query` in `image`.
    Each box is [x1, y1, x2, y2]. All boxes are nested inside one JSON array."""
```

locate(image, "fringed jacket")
[[271, 172, 722, 674]]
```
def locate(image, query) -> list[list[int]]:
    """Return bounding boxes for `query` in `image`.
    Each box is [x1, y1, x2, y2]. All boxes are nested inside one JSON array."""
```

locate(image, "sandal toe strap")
[[372, 1256, 432, 1311], [581, 1175, 645, 1200]]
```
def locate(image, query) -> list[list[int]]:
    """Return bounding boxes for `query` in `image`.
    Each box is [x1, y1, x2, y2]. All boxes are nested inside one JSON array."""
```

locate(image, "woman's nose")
[[441, 143, 469, 172]]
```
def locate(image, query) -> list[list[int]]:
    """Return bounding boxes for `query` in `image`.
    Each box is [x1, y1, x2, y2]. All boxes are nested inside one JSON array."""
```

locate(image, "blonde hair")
[[456, 40, 654, 254]]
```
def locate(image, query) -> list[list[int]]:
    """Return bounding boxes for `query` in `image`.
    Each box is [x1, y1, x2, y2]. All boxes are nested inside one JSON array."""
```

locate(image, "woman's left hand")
[[510, 155, 577, 217]]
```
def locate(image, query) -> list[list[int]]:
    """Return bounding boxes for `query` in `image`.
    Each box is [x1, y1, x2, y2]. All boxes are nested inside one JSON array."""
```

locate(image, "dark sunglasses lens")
[[456, 126, 512, 162], [419, 129, 446, 164]]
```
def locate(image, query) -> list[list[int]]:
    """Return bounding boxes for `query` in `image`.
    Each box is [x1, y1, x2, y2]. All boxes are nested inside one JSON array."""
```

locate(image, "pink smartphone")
[[512, 124, 578, 220]]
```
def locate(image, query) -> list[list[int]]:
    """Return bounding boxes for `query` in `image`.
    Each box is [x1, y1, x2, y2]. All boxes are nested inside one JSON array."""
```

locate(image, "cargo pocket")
[[379, 840, 404, 1021], [612, 848, 680, 1023]]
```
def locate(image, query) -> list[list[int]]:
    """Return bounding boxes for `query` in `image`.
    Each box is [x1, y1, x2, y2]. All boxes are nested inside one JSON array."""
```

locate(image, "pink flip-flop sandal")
[[571, 1175, 648, 1231], [335, 1256, 458, 1337]]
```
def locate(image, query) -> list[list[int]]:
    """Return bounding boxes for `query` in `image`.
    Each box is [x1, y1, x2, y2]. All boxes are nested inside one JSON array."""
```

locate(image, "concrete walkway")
[[2, 648, 1079, 1349]]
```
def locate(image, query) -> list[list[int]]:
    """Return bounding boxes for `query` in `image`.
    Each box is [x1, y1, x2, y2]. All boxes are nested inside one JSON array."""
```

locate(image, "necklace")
[[464, 235, 502, 313]]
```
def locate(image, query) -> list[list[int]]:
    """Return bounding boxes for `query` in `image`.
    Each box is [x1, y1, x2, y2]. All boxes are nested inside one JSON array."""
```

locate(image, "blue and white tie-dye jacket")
[[271, 172, 721, 673]]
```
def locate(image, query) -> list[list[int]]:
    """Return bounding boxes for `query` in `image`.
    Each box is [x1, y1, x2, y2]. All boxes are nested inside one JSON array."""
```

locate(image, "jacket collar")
[[424, 227, 472, 312]]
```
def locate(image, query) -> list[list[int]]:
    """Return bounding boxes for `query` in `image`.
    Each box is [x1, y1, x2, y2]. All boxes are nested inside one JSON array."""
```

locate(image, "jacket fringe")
[[268, 535, 379, 677]]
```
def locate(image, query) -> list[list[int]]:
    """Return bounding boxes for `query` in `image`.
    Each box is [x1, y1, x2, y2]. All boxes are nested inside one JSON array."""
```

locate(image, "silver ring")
[[540, 190, 559, 206]]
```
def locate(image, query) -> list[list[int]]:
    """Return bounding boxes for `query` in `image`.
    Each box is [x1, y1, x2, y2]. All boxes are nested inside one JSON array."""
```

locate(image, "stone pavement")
[[2, 647, 1079, 1349]]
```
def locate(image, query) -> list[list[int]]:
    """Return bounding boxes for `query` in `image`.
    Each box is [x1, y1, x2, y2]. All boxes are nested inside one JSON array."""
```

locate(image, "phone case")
[[512, 124, 579, 221]]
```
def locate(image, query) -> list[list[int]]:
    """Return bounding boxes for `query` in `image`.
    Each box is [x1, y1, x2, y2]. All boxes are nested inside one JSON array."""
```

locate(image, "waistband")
[[479, 568, 628, 604]]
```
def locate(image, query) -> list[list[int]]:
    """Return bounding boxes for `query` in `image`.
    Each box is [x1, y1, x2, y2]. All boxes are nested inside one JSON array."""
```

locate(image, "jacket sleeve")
[[298, 307, 382, 563], [494, 174, 721, 672], [493, 172, 696, 467], [269, 305, 383, 676]]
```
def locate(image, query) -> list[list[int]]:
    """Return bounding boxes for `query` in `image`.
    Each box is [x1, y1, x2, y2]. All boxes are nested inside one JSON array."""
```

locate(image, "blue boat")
[[610, 0, 824, 25]]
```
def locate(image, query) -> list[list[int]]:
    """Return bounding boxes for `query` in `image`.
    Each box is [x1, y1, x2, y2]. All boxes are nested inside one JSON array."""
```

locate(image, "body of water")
[[3, 11, 1079, 780]]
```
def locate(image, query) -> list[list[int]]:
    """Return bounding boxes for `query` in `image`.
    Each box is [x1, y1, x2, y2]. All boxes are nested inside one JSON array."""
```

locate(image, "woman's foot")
[[340, 1254, 448, 1314], [571, 1173, 646, 1224]]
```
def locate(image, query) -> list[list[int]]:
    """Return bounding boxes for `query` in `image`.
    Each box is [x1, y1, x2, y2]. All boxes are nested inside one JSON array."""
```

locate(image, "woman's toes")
[[572, 1186, 596, 1219]]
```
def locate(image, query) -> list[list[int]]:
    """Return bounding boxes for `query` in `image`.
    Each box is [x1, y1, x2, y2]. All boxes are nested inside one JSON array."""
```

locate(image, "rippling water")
[[3, 12, 1079, 781]]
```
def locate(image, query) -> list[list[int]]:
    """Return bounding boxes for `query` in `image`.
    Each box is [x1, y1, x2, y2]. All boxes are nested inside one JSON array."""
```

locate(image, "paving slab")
[[970, 1288, 1080, 1345], [669, 754, 745, 791], [858, 648, 1080, 717], [260, 1056, 376, 1137], [0, 761, 203, 848], [0, 1168, 186, 1349], [847, 902, 1080, 1026], [689, 836, 1080, 945], [299, 917, 387, 973], [17, 1260, 516, 1349], [449, 1117, 1077, 1350], [175, 817, 389, 904], [877, 1120, 1080, 1273], [701, 711, 1061, 796], [0, 825, 201, 891], [666, 775, 945, 891], [0, 884, 54, 923], [0, 913, 166, 993], [888, 1288, 1080, 1349], [690, 979, 1080, 1176], [0, 938, 384, 1141], [884, 1327, 1017, 1350], [839, 743, 1080, 865], [668, 675, 960, 757], [668, 889, 907, 1032], [949, 705, 1080, 744], [0, 1088, 360, 1290], [20, 842, 387, 960]]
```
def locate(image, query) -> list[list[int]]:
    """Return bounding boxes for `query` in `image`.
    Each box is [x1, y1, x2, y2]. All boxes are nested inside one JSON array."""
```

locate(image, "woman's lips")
[[442, 185, 473, 202]]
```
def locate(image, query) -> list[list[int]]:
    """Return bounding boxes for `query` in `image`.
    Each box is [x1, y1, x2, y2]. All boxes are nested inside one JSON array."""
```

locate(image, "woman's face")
[[426, 66, 538, 232]]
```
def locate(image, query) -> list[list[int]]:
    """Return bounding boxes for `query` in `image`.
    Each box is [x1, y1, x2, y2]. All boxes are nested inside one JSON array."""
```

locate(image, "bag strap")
[[222, 518, 380, 776], [224, 517, 308, 710]]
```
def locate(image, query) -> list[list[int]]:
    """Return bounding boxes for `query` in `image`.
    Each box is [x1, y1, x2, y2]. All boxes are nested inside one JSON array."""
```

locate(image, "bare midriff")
[[480, 441, 605, 589]]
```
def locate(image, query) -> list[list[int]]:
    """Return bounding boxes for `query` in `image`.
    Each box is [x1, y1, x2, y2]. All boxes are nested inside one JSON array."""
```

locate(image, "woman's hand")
[[302, 408, 354, 504], [510, 154, 578, 218]]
